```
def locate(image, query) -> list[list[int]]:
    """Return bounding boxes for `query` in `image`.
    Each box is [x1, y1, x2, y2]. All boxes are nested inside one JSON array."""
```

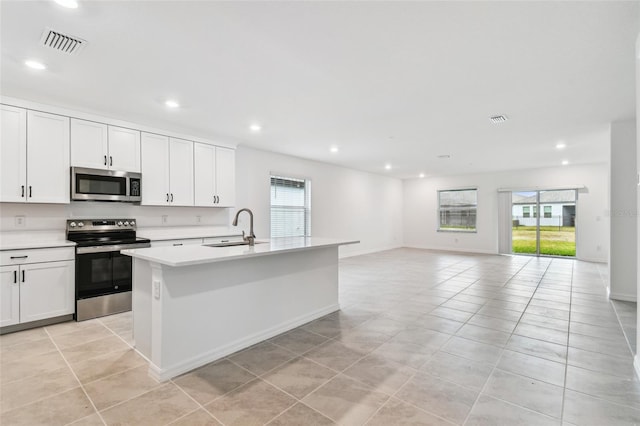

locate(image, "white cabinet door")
[[194, 143, 216, 207], [215, 147, 236, 207], [70, 119, 109, 169], [141, 133, 170, 205], [20, 261, 74, 323], [169, 138, 194, 206], [0, 105, 27, 202], [0, 266, 20, 327], [26, 110, 70, 204], [109, 126, 141, 172]]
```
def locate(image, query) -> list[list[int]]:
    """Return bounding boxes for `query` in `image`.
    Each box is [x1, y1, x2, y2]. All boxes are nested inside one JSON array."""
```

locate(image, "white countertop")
[[121, 237, 359, 267], [0, 231, 76, 250], [137, 226, 242, 241]]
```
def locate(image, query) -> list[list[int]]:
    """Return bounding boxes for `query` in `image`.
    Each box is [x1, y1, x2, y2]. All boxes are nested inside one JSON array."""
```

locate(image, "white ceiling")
[[1, 1, 638, 179]]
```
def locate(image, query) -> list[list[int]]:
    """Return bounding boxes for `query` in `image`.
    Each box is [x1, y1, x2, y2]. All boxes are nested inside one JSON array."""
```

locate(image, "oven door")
[[76, 251, 132, 299], [71, 167, 131, 201]]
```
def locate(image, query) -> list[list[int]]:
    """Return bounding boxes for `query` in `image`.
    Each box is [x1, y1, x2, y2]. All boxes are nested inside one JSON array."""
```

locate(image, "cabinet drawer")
[[1, 247, 75, 266], [202, 236, 243, 245], [150, 238, 203, 248]]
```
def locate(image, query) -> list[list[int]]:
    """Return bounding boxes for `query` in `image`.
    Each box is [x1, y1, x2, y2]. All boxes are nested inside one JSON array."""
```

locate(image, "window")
[[533, 205, 538, 218], [523, 206, 530, 218], [438, 188, 477, 232], [544, 206, 552, 218], [270, 175, 311, 237]]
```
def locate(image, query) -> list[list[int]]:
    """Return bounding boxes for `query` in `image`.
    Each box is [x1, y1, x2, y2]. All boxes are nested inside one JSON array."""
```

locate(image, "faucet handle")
[[241, 230, 246, 240]]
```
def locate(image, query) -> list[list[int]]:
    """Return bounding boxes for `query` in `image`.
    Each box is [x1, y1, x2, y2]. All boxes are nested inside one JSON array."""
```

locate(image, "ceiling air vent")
[[489, 115, 509, 124], [40, 28, 86, 54]]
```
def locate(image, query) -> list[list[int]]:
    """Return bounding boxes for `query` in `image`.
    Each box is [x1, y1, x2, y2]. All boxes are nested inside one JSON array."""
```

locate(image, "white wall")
[[609, 119, 638, 301], [234, 146, 404, 257], [403, 163, 609, 262]]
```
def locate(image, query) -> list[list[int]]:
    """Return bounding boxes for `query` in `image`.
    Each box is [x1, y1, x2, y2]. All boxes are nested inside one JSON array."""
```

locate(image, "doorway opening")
[[511, 189, 577, 257]]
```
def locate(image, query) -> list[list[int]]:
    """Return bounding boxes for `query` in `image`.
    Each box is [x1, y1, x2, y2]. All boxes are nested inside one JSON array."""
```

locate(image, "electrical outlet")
[[161, 215, 168, 224], [196, 215, 201, 223], [454, 238, 459, 243], [15, 215, 25, 227]]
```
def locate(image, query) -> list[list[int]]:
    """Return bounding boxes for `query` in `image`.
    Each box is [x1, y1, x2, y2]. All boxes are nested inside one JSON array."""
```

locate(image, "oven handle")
[[76, 242, 151, 254]]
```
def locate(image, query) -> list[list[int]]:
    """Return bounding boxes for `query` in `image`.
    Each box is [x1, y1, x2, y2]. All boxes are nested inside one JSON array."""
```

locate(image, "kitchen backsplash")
[[0, 202, 231, 231]]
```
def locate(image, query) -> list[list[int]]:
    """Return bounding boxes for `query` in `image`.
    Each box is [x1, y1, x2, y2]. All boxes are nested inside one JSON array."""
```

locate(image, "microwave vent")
[[39, 28, 86, 55]]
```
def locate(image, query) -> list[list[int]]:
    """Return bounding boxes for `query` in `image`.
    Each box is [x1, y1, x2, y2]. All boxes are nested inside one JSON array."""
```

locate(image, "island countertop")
[[121, 237, 359, 267]]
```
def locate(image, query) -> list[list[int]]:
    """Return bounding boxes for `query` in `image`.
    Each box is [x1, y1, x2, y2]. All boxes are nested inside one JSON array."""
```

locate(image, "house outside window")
[[270, 175, 311, 237], [438, 188, 477, 232], [523, 206, 530, 218], [544, 206, 552, 218]]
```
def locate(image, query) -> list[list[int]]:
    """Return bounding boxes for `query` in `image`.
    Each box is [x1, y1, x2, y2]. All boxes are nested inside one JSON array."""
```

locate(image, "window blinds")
[[270, 175, 311, 237]]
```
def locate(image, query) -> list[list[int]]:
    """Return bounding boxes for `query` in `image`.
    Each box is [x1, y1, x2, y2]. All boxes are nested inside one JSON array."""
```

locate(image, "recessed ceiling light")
[[556, 142, 566, 149], [562, 160, 569, 166], [164, 100, 180, 108], [250, 124, 262, 133], [53, 0, 78, 8], [25, 60, 46, 70], [419, 173, 425, 178], [384, 164, 392, 170], [330, 146, 338, 153], [489, 115, 509, 124]]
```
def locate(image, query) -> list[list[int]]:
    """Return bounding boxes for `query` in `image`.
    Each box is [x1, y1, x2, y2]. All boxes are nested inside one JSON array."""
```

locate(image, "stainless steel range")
[[66, 219, 150, 321]]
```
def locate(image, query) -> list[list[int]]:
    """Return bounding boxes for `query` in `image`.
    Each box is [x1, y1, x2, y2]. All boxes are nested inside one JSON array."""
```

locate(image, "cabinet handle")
[[172, 243, 183, 246], [21, 270, 25, 283], [170, 193, 174, 202], [104, 155, 107, 166], [109, 156, 113, 166], [29, 186, 32, 198], [10, 256, 28, 259], [166, 193, 169, 202], [21, 185, 25, 198], [13, 271, 17, 283]]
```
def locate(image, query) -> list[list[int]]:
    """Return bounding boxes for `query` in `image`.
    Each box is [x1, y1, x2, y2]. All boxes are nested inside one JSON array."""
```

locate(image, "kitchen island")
[[121, 237, 358, 381]]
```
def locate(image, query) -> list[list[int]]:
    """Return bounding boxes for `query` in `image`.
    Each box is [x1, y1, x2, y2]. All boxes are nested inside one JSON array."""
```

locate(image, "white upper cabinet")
[[71, 119, 140, 172], [1, 108, 69, 204], [109, 126, 141, 172], [141, 133, 194, 206], [194, 143, 235, 207], [0, 105, 27, 202]]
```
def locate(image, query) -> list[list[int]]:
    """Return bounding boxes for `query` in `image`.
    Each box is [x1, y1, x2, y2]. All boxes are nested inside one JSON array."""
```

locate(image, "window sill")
[[437, 229, 477, 233]]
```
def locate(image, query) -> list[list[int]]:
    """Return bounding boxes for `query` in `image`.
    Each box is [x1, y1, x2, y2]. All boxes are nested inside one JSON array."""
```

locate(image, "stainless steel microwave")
[[71, 167, 141, 202]]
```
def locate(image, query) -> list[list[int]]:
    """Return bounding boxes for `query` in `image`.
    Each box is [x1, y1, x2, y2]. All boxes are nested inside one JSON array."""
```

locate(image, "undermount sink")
[[203, 241, 267, 248]]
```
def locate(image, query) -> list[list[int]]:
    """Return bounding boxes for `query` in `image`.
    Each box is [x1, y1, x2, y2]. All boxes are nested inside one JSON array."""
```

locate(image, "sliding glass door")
[[511, 189, 576, 257]]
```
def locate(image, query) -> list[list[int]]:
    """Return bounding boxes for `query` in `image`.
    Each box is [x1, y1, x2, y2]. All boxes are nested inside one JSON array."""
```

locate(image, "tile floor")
[[1, 248, 639, 425]]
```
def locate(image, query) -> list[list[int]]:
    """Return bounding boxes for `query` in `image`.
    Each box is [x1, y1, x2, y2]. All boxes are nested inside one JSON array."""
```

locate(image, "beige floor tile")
[[497, 350, 566, 387], [430, 306, 475, 322], [456, 323, 511, 347], [100, 383, 198, 425], [0, 337, 57, 364], [83, 365, 161, 410], [513, 322, 568, 345], [168, 408, 222, 425], [205, 379, 296, 426], [466, 395, 560, 426], [268, 403, 335, 425], [302, 374, 389, 425], [567, 346, 635, 378], [229, 342, 296, 376], [173, 358, 256, 405], [563, 389, 640, 426], [467, 314, 518, 333], [70, 348, 146, 384], [263, 357, 336, 399], [269, 328, 329, 355], [0, 327, 48, 347], [342, 353, 415, 395], [356, 316, 408, 336], [45, 319, 101, 336], [1, 387, 95, 426], [395, 371, 478, 424], [441, 336, 503, 364], [49, 324, 114, 349], [1, 349, 67, 383], [1, 365, 79, 413], [305, 340, 365, 371], [565, 365, 640, 409], [371, 340, 436, 369], [366, 398, 452, 426], [66, 412, 106, 425], [484, 369, 564, 418], [336, 328, 391, 354], [506, 335, 567, 363], [416, 315, 465, 334], [391, 326, 452, 348], [420, 351, 493, 390], [61, 335, 131, 365]]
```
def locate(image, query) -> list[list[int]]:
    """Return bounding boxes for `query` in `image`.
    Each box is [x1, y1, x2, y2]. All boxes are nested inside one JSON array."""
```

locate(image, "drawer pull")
[[13, 270, 17, 283], [10, 256, 28, 259], [21, 270, 25, 282], [21, 185, 25, 197], [173, 243, 183, 246]]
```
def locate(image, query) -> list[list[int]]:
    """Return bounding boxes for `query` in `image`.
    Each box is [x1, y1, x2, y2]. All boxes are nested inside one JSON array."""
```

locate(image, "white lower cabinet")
[[0, 248, 75, 328]]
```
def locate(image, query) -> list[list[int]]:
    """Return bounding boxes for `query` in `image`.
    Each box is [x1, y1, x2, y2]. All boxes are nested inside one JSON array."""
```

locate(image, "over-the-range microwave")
[[71, 167, 141, 202]]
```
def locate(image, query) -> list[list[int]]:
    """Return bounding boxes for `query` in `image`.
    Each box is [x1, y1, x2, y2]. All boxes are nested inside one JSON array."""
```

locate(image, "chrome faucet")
[[232, 208, 256, 246]]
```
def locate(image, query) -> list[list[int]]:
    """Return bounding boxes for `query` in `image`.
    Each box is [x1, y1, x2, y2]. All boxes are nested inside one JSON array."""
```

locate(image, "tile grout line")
[[169, 379, 227, 426]]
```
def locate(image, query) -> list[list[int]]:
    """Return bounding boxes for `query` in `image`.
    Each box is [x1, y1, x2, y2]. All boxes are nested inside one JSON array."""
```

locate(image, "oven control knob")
[[117, 221, 123, 226], [123, 221, 129, 226], [77, 222, 84, 227], [130, 221, 136, 226], [69, 222, 76, 228]]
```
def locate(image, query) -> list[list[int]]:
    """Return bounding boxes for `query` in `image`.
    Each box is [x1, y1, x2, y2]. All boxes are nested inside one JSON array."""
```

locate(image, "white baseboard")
[[146, 303, 340, 382], [339, 244, 403, 258], [609, 292, 637, 302], [402, 244, 496, 255], [577, 256, 608, 263]]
